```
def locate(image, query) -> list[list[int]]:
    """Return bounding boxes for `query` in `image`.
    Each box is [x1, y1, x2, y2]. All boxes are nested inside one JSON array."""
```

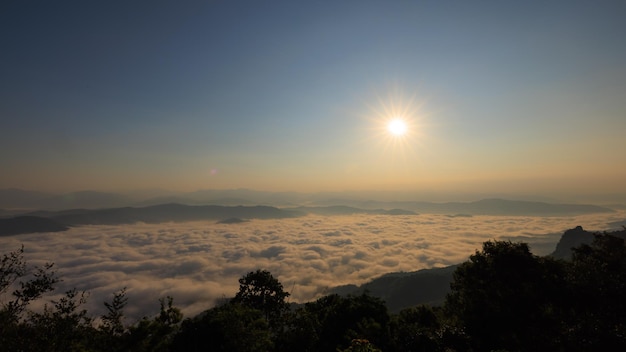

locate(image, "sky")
[[2, 0, 625, 199]]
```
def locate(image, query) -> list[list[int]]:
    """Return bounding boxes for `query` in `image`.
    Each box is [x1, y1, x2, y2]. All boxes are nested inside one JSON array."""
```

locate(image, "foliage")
[[1, 246, 60, 349], [281, 293, 390, 352], [339, 338, 382, 352], [125, 296, 183, 352], [562, 233, 626, 350], [390, 305, 442, 351], [445, 240, 566, 351], [231, 269, 290, 327], [101, 287, 128, 336], [1, 246, 58, 324], [172, 302, 272, 352], [26, 289, 95, 351]]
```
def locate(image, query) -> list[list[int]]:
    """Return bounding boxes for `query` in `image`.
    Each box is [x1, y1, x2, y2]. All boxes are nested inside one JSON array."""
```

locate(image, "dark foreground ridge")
[[331, 226, 626, 313]]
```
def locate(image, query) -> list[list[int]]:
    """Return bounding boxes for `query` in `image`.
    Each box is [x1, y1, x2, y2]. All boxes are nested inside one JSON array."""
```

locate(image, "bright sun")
[[387, 118, 408, 136]]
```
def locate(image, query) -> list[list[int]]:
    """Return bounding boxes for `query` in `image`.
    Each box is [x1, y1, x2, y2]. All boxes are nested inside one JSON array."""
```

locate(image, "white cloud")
[[1, 212, 623, 322]]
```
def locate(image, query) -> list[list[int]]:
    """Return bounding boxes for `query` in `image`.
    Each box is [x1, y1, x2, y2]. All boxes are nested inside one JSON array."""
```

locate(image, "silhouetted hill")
[[0, 189, 132, 210], [0, 188, 52, 209], [330, 265, 457, 312], [333, 226, 626, 312], [184, 189, 305, 206], [26, 203, 304, 225], [0, 216, 69, 236], [289, 206, 416, 216], [550, 226, 626, 259], [216, 217, 249, 224], [0, 208, 35, 218], [334, 198, 614, 216], [39, 191, 132, 210]]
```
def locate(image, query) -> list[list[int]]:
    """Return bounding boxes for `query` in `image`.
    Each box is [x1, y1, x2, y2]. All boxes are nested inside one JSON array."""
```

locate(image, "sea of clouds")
[[1, 212, 624, 322]]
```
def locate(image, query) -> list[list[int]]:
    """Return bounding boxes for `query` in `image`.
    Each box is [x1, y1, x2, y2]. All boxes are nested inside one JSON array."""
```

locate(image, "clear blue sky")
[[1, 0, 625, 198]]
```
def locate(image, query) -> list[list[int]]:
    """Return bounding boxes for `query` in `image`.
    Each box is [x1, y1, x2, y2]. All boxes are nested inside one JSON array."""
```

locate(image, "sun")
[[361, 86, 430, 160], [387, 118, 408, 136]]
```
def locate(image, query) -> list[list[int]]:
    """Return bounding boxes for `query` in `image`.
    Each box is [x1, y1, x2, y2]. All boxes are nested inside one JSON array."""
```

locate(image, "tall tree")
[[231, 269, 290, 327], [564, 233, 626, 350], [445, 240, 564, 351], [171, 303, 272, 352], [291, 293, 390, 352]]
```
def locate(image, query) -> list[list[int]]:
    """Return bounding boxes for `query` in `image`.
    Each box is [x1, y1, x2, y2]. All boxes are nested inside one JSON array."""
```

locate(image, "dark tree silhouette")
[[101, 287, 128, 336], [445, 240, 565, 351], [171, 302, 272, 352], [231, 269, 290, 327], [126, 296, 182, 352], [291, 293, 390, 352], [563, 233, 626, 350], [390, 305, 443, 352]]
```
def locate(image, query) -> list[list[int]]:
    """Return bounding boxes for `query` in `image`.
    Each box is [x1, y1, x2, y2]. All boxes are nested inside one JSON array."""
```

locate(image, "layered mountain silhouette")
[[335, 198, 614, 216], [30, 204, 304, 225], [1, 204, 419, 234], [1, 196, 620, 236], [0, 188, 617, 216], [286, 206, 416, 216]]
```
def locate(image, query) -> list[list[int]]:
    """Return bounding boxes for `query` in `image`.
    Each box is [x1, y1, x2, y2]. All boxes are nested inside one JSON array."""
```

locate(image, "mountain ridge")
[[330, 226, 626, 312], [0, 188, 617, 216]]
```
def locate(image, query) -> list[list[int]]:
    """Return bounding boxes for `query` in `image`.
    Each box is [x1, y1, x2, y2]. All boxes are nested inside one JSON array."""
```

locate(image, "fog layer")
[[1, 212, 623, 321]]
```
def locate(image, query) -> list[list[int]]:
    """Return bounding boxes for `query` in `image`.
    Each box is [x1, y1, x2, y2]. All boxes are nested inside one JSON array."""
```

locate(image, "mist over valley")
[[2, 206, 624, 321]]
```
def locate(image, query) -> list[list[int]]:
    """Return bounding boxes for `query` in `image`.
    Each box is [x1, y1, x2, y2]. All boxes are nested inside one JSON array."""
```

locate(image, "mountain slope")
[[0, 216, 69, 236], [30, 204, 305, 225]]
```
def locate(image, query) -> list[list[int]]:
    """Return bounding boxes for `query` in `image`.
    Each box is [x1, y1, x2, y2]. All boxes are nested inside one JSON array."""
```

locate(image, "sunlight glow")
[[387, 118, 408, 136]]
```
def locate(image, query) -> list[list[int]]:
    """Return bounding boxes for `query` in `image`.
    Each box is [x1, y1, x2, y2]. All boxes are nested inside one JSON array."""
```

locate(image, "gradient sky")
[[1, 0, 625, 198]]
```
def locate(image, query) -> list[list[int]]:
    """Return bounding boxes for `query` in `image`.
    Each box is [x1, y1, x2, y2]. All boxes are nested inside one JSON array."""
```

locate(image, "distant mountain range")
[[0, 204, 422, 235], [0, 188, 620, 215], [0, 188, 617, 217], [26, 204, 303, 226], [1, 199, 622, 236], [332, 198, 614, 216], [286, 206, 416, 216]]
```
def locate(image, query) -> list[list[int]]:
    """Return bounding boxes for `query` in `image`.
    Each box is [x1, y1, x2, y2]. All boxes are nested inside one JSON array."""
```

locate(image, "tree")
[[445, 240, 565, 351], [1, 246, 59, 349], [390, 305, 442, 352], [95, 287, 129, 352], [101, 287, 128, 336], [563, 233, 626, 350], [339, 339, 382, 352], [1, 246, 58, 323], [171, 302, 272, 352], [231, 269, 290, 327], [126, 296, 183, 352], [26, 289, 95, 351], [289, 293, 390, 352]]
